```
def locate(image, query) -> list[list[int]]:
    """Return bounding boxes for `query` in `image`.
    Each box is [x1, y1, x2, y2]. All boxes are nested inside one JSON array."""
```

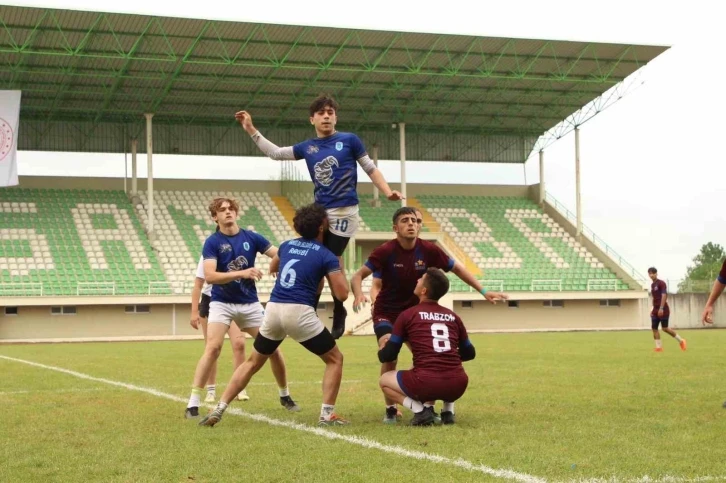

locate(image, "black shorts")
[[323, 230, 350, 257], [254, 327, 336, 357], [651, 316, 669, 330], [199, 294, 211, 318]]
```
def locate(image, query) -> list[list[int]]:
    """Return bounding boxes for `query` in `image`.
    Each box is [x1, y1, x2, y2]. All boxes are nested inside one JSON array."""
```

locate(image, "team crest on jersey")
[[335, 141, 343, 151], [243, 242, 250, 251], [307, 145, 319, 154], [415, 259, 426, 271], [313, 156, 339, 187], [227, 255, 249, 273], [220, 244, 232, 254]]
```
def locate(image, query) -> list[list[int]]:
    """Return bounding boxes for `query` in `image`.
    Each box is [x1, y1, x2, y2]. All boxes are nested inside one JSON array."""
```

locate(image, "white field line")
[[0, 354, 543, 483]]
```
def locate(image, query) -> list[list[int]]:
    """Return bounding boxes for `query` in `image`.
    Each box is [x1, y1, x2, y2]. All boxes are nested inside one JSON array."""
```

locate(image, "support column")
[[538, 150, 545, 206], [372, 144, 380, 207], [399, 122, 407, 207], [575, 127, 582, 238], [145, 113, 155, 242], [131, 138, 138, 198]]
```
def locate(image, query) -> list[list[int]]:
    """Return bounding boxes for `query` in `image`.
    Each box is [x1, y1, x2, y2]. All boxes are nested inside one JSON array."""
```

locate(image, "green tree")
[[677, 242, 726, 293]]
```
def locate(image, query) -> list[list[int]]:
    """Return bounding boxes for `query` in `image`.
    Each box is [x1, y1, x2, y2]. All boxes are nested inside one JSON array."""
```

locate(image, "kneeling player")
[[200, 203, 350, 427], [378, 268, 475, 426]]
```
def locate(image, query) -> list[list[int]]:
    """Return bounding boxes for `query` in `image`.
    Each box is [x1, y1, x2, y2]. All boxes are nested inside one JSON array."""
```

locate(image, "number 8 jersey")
[[269, 237, 341, 307], [390, 300, 472, 375]]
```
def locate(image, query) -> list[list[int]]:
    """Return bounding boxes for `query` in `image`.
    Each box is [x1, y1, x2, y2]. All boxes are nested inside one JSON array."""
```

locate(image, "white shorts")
[[259, 302, 325, 343], [327, 205, 359, 238], [208, 301, 265, 329]]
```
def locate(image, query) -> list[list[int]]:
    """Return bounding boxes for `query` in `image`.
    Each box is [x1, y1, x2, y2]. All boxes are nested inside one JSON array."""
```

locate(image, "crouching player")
[[378, 268, 475, 426]]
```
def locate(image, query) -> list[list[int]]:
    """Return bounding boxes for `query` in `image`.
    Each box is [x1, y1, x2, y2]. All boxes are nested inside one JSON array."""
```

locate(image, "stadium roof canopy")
[[0, 5, 668, 162]]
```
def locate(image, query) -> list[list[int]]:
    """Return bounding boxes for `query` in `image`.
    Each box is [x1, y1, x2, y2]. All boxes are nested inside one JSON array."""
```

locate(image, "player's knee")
[[231, 336, 246, 353], [205, 343, 223, 359]]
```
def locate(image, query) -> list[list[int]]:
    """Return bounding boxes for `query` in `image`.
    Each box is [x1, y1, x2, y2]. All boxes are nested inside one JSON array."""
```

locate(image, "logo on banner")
[[0, 118, 13, 161]]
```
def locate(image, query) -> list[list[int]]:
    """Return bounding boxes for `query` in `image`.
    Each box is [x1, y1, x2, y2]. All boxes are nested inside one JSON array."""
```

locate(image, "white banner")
[[0, 90, 21, 187]]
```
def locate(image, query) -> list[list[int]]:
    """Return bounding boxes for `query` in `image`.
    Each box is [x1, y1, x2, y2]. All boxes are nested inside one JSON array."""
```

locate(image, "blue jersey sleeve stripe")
[[389, 334, 404, 345], [203, 256, 217, 260], [461, 338, 472, 348], [718, 275, 726, 284], [446, 257, 455, 271], [364, 260, 377, 272], [372, 271, 382, 279], [376, 320, 393, 329], [327, 268, 342, 275]]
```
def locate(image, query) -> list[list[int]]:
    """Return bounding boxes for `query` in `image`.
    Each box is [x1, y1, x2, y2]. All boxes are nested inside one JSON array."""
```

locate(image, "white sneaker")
[[204, 392, 216, 403], [237, 389, 250, 401]]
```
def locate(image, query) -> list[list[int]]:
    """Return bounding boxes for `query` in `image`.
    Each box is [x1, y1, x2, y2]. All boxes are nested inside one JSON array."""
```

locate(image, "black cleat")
[[410, 409, 435, 427], [722, 400, 726, 409], [426, 406, 441, 424], [184, 407, 199, 419], [280, 395, 301, 412], [331, 303, 347, 339], [440, 411, 456, 425]]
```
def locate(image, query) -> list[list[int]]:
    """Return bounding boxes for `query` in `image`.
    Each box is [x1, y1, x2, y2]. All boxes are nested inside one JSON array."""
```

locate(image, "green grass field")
[[2, 330, 725, 482]]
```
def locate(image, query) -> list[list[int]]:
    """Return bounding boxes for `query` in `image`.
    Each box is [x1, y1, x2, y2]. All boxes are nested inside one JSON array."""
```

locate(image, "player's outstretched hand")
[[353, 294, 369, 313], [484, 291, 509, 304], [239, 268, 263, 281], [235, 110, 255, 133], [190, 311, 200, 330], [387, 190, 404, 201], [702, 306, 714, 326]]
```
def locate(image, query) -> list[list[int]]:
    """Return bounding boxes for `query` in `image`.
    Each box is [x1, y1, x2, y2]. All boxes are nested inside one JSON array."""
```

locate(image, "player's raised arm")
[[349, 134, 402, 201], [235, 110, 296, 161], [702, 260, 726, 325], [450, 260, 508, 304], [350, 265, 373, 313]]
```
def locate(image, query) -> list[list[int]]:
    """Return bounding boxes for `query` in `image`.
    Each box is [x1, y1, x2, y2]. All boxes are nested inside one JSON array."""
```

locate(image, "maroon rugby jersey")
[[650, 279, 669, 314], [365, 238, 454, 320], [390, 301, 471, 375]]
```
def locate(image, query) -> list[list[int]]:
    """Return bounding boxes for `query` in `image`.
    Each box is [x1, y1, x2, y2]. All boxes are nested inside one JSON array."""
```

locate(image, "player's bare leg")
[[379, 371, 434, 426], [317, 257, 347, 339], [200, 317, 219, 402], [228, 322, 249, 400], [652, 329, 663, 352], [379, 333, 402, 423], [245, 327, 300, 411], [199, 349, 270, 427], [186, 322, 228, 418], [662, 326, 687, 351], [317, 345, 349, 425]]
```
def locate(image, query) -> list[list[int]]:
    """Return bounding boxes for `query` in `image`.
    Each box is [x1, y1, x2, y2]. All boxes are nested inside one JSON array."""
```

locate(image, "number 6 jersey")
[[390, 300, 472, 375], [269, 237, 341, 307]]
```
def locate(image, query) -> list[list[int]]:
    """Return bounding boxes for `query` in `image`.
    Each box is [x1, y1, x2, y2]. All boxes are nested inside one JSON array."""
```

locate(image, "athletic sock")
[[187, 386, 204, 408], [655, 339, 662, 349], [320, 404, 335, 420], [403, 396, 424, 413], [206, 384, 216, 395], [216, 401, 228, 413], [278, 386, 290, 398], [675, 334, 683, 342], [442, 402, 455, 414]]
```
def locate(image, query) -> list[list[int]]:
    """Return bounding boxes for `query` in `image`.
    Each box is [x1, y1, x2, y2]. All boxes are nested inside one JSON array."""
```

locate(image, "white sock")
[[443, 402, 455, 414], [655, 340, 662, 349], [403, 397, 424, 413], [320, 404, 335, 420], [187, 387, 203, 409], [675, 335, 683, 342], [278, 386, 290, 397], [216, 401, 228, 412], [423, 402, 434, 408], [206, 384, 216, 394]]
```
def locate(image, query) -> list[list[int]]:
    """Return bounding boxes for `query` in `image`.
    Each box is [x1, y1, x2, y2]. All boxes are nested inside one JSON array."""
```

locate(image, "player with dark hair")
[[350, 207, 507, 423], [235, 94, 402, 340], [647, 267, 686, 352], [199, 203, 350, 427], [378, 268, 475, 426], [184, 198, 298, 419]]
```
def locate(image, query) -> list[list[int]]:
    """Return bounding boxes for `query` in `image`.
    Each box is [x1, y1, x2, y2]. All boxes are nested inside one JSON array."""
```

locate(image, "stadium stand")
[[418, 195, 630, 292], [0, 188, 166, 296]]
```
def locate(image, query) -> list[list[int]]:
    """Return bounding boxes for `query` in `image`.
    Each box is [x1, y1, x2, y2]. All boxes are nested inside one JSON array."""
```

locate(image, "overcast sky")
[[9, 0, 726, 284]]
